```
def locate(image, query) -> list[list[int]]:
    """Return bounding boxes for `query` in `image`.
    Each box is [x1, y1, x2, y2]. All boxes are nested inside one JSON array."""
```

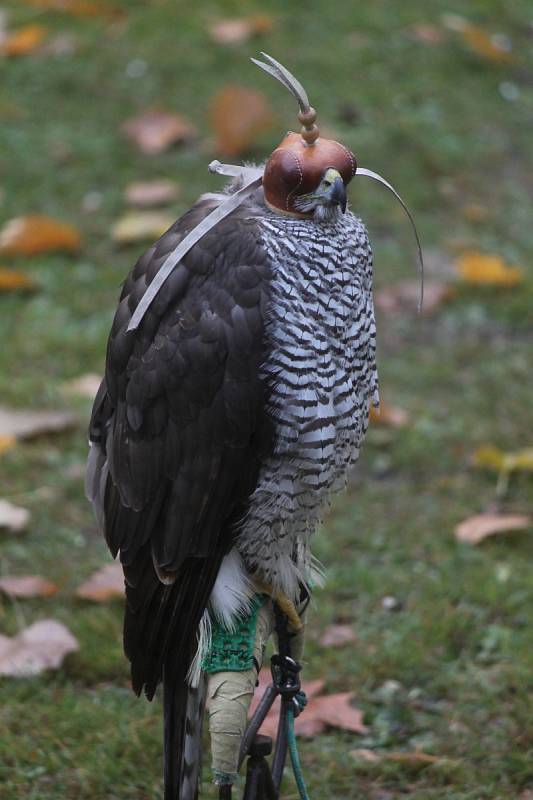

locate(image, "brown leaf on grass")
[[319, 624, 357, 648], [248, 669, 366, 739], [374, 281, 454, 315], [461, 203, 491, 223], [350, 748, 380, 763], [124, 180, 179, 208], [0, 25, 48, 57], [76, 563, 124, 601], [455, 251, 523, 287], [62, 373, 101, 399], [443, 15, 514, 64], [351, 748, 445, 769], [0, 268, 36, 292], [0, 575, 57, 598], [408, 23, 445, 45], [369, 401, 410, 429], [304, 693, 368, 736], [455, 513, 531, 545], [209, 14, 275, 45], [0, 500, 30, 533], [0, 215, 80, 256], [0, 406, 76, 439], [210, 85, 274, 156], [23, 0, 120, 17], [111, 211, 174, 244], [0, 619, 78, 676], [123, 109, 196, 155]]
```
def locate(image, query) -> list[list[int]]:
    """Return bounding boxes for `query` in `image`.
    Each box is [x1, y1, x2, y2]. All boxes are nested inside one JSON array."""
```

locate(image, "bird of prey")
[[86, 53, 420, 799]]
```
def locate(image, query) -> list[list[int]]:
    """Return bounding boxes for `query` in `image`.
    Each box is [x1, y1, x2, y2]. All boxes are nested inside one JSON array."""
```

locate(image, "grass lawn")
[[1, 1, 532, 798]]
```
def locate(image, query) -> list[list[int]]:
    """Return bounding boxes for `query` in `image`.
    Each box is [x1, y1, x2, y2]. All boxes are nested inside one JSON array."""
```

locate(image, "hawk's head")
[[293, 167, 348, 222]]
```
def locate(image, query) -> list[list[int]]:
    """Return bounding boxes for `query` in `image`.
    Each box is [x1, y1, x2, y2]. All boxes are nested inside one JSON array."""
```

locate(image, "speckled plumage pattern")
[[236, 210, 378, 598]]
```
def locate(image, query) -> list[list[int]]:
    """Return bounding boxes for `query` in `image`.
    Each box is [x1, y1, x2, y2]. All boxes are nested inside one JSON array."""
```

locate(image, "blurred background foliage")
[[0, 1, 532, 798]]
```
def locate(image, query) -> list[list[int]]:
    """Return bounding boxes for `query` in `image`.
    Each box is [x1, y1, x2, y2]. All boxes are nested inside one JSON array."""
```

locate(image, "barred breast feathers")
[[233, 209, 379, 601]]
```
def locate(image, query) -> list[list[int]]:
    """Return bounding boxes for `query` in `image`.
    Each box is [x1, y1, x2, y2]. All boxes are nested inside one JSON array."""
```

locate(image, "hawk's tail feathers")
[[163, 668, 207, 800]]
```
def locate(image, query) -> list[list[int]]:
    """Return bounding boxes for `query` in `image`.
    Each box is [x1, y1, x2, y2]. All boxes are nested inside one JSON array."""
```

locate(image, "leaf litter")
[[248, 668, 367, 738], [0, 215, 81, 256], [208, 14, 275, 45], [112, 211, 174, 244], [76, 563, 124, 602], [0, 406, 76, 439], [0, 619, 78, 677], [209, 85, 274, 156], [0, 576, 58, 598], [123, 109, 196, 155], [0, 499, 30, 533], [455, 513, 531, 545], [124, 180, 179, 208]]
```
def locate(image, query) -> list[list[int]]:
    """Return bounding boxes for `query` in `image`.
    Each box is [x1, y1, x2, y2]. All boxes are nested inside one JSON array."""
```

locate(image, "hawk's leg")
[[205, 592, 308, 792]]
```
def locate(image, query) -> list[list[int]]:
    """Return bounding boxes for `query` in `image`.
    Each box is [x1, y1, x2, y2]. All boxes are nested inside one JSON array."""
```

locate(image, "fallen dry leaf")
[[304, 693, 368, 736], [0, 268, 36, 292], [209, 14, 274, 45], [23, 0, 119, 17], [0, 406, 76, 439], [319, 624, 357, 648], [0, 215, 80, 257], [62, 373, 101, 399], [0, 435, 16, 456], [123, 109, 196, 155], [76, 563, 124, 602], [248, 669, 366, 738], [350, 748, 380, 763], [112, 211, 174, 244], [408, 23, 444, 45], [472, 445, 533, 475], [0, 575, 57, 598], [455, 251, 523, 287], [370, 401, 410, 429], [461, 203, 491, 223], [210, 85, 274, 156], [443, 15, 513, 64], [0, 25, 47, 57], [124, 179, 179, 208], [0, 619, 78, 676], [0, 499, 30, 533], [455, 513, 531, 544], [374, 281, 454, 315]]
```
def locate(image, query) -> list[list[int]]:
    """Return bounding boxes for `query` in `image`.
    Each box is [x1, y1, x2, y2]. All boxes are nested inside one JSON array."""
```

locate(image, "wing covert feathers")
[[87, 197, 274, 696]]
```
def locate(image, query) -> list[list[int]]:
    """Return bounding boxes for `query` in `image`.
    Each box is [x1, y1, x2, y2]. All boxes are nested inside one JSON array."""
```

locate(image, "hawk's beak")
[[330, 176, 347, 213]]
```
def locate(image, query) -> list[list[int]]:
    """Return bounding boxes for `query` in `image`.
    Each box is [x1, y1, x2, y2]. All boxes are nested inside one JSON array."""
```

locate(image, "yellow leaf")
[[456, 251, 524, 287], [0, 25, 47, 57], [472, 445, 505, 471], [473, 445, 533, 474], [111, 211, 174, 244], [0, 435, 16, 456], [0, 215, 81, 257], [0, 268, 36, 291], [443, 15, 514, 64]]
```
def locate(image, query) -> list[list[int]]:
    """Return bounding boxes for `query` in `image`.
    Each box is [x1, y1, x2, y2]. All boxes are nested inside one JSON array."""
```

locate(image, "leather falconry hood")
[[252, 54, 357, 216]]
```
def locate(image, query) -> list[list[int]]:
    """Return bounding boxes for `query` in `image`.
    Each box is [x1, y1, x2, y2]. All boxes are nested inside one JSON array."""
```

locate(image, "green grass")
[[1, 0, 532, 798]]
